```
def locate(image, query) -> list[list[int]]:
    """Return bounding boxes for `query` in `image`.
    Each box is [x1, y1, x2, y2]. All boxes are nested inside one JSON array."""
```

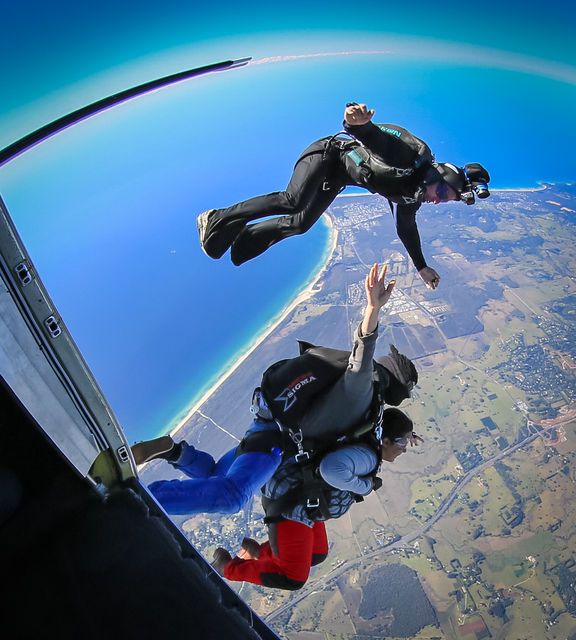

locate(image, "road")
[[265, 417, 567, 623]]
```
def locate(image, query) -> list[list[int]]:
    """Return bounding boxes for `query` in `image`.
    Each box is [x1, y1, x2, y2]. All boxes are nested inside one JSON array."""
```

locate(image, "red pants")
[[224, 519, 329, 590]]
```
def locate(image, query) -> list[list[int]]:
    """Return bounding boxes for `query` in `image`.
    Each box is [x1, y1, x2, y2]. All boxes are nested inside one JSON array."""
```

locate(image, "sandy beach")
[[168, 214, 339, 439], [166, 184, 543, 438]]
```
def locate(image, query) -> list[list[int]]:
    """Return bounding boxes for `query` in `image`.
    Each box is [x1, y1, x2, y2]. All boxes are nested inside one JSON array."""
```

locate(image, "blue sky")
[[2, 0, 575, 150], [1, 1, 575, 440]]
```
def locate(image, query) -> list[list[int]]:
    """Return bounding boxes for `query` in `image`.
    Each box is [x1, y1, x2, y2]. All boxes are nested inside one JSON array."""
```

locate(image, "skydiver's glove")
[[372, 476, 383, 491]]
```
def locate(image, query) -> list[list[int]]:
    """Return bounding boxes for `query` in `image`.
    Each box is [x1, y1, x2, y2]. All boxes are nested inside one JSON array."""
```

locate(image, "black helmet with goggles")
[[430, 162, 491, 205]]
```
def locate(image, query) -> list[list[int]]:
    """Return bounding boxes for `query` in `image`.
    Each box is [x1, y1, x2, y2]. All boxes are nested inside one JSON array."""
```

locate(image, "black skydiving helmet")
[[373, 363, 413, 407], [432, 162, 491, 205]]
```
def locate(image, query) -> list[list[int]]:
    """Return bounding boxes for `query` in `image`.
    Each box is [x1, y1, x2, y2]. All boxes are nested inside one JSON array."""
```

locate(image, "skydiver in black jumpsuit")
[[197, 103, 491, 290]]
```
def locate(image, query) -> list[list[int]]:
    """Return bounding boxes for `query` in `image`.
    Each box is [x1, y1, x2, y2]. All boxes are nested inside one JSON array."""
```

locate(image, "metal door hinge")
[[14, 261, 32, 286], [44, 315, 62, 338], [117, 446, 130, 463]]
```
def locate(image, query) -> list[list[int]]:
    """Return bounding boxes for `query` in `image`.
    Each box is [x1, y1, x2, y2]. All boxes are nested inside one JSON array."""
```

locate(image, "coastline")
[[167, 214, 338, 439], [496, 186, 547, 192], [338, 186, 549, 196], [163, 182, 558, 439]]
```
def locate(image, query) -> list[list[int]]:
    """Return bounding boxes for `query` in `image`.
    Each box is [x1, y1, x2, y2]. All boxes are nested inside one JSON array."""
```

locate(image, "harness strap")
[[262, 455, 379, 524], [262, 466, 329, 523], [321, 131, 357, 160]]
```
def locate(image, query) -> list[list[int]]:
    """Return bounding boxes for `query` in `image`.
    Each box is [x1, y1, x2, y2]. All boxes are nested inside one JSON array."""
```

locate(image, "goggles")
[[393, 436, 409, 449], [393, 433, 417, 449]]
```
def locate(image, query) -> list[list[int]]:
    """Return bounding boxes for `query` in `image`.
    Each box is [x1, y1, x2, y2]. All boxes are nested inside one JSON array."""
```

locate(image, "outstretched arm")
[[361, 263, 395, 335], [343, 103, 413, 164], [396, 204, 441, 289], [301, 263, 394, 435]]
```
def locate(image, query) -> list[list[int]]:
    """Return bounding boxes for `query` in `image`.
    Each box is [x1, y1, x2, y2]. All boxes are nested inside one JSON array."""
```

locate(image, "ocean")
[[0, 55, 574, 442]]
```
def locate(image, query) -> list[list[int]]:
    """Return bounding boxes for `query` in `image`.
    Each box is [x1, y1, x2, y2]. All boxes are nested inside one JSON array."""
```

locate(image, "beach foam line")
[[165, 183, 549, 438], [168, 214, 338, 439], [337, 186, 548, 196], [496, 186, 546, 192]]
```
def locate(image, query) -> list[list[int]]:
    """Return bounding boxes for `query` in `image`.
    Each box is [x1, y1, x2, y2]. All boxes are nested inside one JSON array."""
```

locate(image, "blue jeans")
[[148, 420, 282, 515]]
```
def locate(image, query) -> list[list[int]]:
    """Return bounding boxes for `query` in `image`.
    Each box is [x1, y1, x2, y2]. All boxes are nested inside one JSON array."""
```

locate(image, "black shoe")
[[211, 547, 232, 575], [240, 537, 261, 559], [230, 224, 270, 266], [197, 209, 247, 260], [131, 435, 175, 465]]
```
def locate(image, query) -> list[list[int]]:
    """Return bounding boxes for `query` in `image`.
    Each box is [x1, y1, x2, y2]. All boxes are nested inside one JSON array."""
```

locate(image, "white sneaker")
[[196, 209, 216, 257]]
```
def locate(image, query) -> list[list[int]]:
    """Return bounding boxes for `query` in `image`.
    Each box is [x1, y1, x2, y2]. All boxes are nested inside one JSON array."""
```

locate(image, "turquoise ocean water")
[[0, 55, 574, 442]]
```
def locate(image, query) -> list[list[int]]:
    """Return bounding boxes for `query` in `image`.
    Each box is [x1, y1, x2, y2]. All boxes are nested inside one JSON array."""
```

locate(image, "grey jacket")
[[261, 323, 381, 526], [297, 322, 378, 441]]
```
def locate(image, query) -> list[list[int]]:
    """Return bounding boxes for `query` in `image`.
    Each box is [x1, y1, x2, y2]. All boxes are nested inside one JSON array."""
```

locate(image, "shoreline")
[[167, 214, 339, 439], [337, 185, 551, 197], [164, 180, 564, 439]]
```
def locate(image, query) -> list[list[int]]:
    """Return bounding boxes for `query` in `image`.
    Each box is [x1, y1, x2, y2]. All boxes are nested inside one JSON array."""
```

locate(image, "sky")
[[2, 0, 575, 151], [1, 1, 575, 440]]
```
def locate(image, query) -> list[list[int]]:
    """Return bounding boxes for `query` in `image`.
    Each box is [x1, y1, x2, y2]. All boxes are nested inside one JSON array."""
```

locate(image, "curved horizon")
[[3, 31, 575, 152], [251, 40, 576, 86]]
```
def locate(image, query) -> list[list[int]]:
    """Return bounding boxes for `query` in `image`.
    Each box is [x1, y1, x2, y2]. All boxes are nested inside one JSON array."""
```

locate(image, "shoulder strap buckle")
[[306, 497, 320, 508]]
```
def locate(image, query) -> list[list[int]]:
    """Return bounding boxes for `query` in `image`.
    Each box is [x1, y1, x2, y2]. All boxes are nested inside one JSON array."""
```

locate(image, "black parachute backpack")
[[340, 123, 434, 193], [259, 345, 387, 524], [257, 340, 390, 462], [261, 427, 383, 525]]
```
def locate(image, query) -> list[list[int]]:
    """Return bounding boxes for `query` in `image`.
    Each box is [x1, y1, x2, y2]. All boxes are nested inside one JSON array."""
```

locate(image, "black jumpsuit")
[[202, 121, 430, 269]]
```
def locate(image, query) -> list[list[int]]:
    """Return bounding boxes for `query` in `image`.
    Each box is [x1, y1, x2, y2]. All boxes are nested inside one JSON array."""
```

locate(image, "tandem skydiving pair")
[[133, 263, 423, 590], [197, 102, 491, 291]]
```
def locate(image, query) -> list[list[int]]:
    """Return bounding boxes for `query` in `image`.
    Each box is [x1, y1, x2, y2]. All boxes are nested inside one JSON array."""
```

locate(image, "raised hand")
[[365, 263, 395, 311], [409, 433, 424, 447], [344, 102, 375, 126], [361, 263, 395, 335]]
